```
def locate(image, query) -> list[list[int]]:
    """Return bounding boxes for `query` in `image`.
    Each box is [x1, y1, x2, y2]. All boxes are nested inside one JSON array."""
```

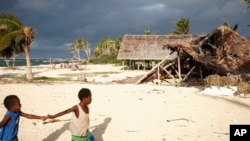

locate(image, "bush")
[[89, 55, 122, 64]]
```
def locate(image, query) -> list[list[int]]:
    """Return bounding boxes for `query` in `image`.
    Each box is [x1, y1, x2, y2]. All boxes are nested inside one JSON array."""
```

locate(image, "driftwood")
[[166, 118, 195, 123]]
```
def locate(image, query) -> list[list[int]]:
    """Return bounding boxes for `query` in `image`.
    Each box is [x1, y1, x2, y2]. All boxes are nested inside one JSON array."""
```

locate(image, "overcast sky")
[[0, 0, 249, 59]]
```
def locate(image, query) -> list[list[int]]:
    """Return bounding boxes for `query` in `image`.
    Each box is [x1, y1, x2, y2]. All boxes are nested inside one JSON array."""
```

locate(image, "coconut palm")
[[0, 13, 35, 80], [171, 16, 190, 35]]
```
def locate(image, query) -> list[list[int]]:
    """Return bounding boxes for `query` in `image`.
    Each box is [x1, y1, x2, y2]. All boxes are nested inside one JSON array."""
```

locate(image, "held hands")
[[40, 116, 47, 121], [47, 114, 56, 119], [42, 115, 58, 124], [39, 114, 55, 121]]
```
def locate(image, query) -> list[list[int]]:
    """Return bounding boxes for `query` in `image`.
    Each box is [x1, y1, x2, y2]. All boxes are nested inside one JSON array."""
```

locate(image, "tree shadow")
[[42, 122, 70, 141], [204, 94, 250, 109], [220, 97, 250, 109], [90, 117, 112, 141]]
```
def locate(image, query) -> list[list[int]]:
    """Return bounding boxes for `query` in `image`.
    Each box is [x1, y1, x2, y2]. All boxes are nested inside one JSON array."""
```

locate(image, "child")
[[0, 95, 46, 141], [47, 88, 94, 141]]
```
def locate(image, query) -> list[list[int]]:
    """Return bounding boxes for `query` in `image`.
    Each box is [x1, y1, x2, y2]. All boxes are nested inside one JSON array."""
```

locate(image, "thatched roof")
[[117, 34, 204, 60]]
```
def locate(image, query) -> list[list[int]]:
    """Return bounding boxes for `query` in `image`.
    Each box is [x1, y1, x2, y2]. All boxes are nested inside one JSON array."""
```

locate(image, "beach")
[[1, 64, 250, 141]]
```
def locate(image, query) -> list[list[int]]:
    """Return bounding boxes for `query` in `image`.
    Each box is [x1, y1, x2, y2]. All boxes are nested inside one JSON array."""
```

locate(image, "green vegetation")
[[34, 76, 72, 81], [90, 37, 123, 64], [67, 36, 123, 65], [171, 16, 190, 35], [0, 75, 71, 82], [144, 29, 151, 35], [89, 55, 120, 64], [60, 71, 120, 77]]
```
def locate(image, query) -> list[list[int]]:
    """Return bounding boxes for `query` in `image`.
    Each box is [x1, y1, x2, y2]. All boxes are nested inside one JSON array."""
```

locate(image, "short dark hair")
[[78, 88, 91, 100], [3, 95, 19, 110]]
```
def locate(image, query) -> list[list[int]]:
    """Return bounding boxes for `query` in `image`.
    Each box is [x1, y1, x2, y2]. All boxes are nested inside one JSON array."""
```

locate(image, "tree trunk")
[[4, 58, 10, 67], [23, 44, 33, 80], [12, 54, 16, 67]]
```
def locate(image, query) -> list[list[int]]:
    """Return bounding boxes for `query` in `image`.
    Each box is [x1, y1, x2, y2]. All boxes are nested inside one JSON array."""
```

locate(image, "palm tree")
[[0, 13, 35, 80], [171, 16, 190, 35]]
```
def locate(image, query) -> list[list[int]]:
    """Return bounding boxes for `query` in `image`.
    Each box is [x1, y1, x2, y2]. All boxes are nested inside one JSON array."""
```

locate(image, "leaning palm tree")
[[0, 13, 35, 80]]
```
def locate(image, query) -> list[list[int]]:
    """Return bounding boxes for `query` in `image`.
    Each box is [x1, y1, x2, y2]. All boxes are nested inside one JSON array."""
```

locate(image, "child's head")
[[3, 95, 21, 112], [78, 88, 92, 104]]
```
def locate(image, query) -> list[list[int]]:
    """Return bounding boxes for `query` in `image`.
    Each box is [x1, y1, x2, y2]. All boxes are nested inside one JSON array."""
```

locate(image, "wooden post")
[[177, 50, 182, 81], [143, 60, 146, 70], [157, 65, 160, 85], [199, 65, 203, 82], [122, 61, 124, 71]]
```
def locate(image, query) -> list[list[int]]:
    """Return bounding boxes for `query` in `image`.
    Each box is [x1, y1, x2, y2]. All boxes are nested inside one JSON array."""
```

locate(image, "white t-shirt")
[[69, 104, 89, 136]]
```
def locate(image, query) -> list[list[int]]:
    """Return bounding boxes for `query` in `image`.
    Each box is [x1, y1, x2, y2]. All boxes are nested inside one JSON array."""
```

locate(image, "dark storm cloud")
[[0, 0, 249, 58]]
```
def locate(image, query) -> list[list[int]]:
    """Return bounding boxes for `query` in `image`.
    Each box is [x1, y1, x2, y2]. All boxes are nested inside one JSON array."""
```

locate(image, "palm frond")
[[0, 30, 22, 51], [0, 13, 22, 31], [0, 13, 22, 26]]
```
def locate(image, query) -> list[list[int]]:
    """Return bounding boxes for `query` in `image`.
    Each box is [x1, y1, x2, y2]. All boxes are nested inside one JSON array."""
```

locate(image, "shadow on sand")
[[91, 117, 112, 141], [204, 94, 250, 109], [41, 117, 111, 141], [42, 122, 70, 141]]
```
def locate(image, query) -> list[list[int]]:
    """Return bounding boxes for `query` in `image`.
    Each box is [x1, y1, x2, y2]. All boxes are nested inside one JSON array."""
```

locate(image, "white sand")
[[1, 64, 250, 141]]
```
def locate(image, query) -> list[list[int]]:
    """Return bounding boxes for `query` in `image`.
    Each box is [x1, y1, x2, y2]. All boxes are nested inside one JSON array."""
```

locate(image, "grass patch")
[[60, 71, 120, 77], [1, 75, 71, 82], [34, 76, 72, 81]]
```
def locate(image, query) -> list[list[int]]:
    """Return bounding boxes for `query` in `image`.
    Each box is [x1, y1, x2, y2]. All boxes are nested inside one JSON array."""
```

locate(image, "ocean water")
[[0, 58, 67, 67]]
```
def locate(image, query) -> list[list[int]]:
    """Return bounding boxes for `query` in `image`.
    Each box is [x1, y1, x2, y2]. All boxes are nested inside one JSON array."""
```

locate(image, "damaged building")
[[117, 25, 250, 85]]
